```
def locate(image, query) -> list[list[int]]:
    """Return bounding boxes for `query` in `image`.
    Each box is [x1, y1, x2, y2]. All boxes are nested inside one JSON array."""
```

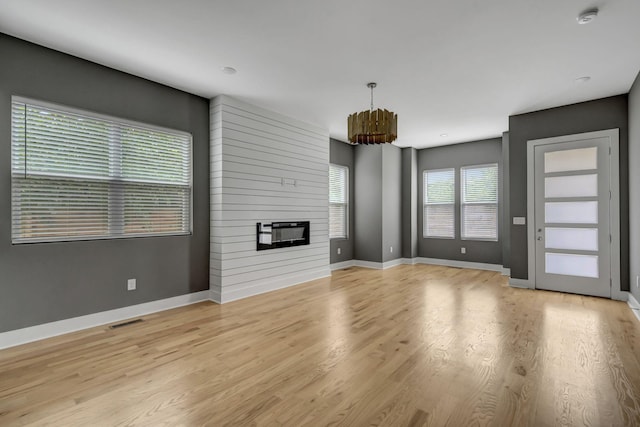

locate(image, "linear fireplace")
[[257, 221, 310, 251]]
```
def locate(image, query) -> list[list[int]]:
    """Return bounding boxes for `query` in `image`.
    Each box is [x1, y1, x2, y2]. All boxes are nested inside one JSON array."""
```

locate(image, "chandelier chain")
[[370, 85, 374, 111], [367, 82, 377, 111]]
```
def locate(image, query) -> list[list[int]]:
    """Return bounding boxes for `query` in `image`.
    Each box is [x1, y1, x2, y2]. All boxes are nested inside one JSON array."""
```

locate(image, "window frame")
[[423, 167, 456, 239], [329, 163, 349, 240], [10, 96, 193, 244], [460, 163, 499, 242]]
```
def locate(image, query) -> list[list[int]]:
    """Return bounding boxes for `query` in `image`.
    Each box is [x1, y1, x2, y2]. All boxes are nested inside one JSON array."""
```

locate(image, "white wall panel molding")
[[210, 96, 330, 302]]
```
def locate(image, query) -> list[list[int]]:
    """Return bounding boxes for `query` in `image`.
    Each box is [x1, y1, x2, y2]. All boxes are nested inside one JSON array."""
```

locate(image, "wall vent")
[[109, 319, 143, 329]]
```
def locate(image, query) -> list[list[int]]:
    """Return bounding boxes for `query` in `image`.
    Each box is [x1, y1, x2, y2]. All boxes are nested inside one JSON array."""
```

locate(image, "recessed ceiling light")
[[440, 133, 448, 137], [577, 8, 598, 24], [221, 66, 237, 75], [575, 76, 591, 84]]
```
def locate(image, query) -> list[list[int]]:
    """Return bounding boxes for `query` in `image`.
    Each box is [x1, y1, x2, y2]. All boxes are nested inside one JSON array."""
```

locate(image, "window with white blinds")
[[329, 164, 348, 239], [11, 97, 192, 244], [423, 168, 455, 238], [461, 164, 498, 241]]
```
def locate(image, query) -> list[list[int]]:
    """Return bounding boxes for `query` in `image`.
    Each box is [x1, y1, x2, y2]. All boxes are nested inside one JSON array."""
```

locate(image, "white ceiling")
[[1, 0, 639, 148]]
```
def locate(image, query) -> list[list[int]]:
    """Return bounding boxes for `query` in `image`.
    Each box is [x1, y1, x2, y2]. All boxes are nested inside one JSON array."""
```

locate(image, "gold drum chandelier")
[[347, 82, 397, 144]]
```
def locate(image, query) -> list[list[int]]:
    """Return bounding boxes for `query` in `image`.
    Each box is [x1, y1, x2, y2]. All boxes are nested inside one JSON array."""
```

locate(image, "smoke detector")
[[577, 8, 598, 24]]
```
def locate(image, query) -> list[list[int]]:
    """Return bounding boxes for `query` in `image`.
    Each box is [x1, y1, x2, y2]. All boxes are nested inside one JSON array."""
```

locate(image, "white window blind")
[[461, 164, 498, 240], [423, 168, 455, 238], [329, 164, 348, 239], [11, 97, 192, 244]]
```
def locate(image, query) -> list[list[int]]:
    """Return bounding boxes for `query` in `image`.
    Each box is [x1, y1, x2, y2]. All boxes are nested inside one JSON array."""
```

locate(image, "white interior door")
[[533, 136, 612, 298]]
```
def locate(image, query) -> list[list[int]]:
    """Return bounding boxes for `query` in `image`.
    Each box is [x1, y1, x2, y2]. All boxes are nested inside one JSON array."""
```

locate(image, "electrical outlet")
[[390, 246, 393, 253], [461, 247, 466, 254], [127, 278, 136, 291], [337, 248, 341, 255]]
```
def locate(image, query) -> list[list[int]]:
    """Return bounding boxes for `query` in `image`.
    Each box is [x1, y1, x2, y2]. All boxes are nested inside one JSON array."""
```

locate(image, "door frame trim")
[[526, 129, 622, 299]]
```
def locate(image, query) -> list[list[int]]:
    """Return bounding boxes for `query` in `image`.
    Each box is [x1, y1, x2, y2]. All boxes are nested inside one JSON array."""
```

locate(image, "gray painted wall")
[[501, 132, 511, 269], [353, 145, 383, 262], [0, 34, 210, 333], [417, 138, 503, 265], [382, 145, 402, 263], [401, 148, 418, 259], [508, 95, 629, 291], [629, 72, 640, 302], [329, 139, 355, 264]]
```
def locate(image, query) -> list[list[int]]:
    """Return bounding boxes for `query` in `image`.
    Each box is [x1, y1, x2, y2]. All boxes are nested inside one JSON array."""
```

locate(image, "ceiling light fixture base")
[[577, 8, 598, 24]]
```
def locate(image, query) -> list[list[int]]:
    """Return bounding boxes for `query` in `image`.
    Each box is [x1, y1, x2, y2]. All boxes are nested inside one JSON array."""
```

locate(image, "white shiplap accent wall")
[[210, 96, 330, 303]]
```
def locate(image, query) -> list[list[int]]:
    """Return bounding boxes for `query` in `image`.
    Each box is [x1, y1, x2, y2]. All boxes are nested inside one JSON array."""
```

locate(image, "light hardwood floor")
[[1, 265, 640, 426]]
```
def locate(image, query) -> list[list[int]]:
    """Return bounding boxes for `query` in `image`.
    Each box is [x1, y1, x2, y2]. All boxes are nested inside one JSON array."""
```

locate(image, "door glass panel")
[[545, 201, 598, 224], [545, 253, 599, 278], [545, 227, 598, 251], [544, 147, 597, 173], [545, 174, 597, 198]]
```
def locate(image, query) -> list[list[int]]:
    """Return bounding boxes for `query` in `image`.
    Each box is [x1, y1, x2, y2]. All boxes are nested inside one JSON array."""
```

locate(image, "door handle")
[[537, 236, 542, 241]]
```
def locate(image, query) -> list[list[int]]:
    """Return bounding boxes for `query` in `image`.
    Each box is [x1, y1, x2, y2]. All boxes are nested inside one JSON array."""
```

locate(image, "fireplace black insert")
[[257, 221, 310, 251]]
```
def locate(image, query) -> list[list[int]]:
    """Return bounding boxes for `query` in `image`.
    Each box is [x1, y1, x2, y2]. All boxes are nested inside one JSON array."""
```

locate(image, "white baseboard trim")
[[383, 258, 405, 269], [330, 260, 356, 271], [354, 260, 383, 269], [334, 257, 506, 272], [628, 293, 640, 322], [509, 278, 534, 289], [213, 267, 331, 304], [0, 290, 211, 350], [352, 258, 405, 270], [414, 257, 506, 273], [210, 288, 222, 303]]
